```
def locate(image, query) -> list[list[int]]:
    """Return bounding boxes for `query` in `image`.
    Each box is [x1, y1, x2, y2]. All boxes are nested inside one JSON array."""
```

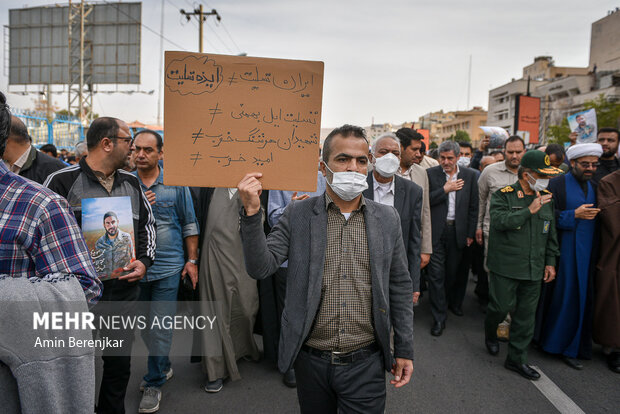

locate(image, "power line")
[[219, 21, 242, 54], [102, 0, 188, 51], [180, 1, 243, 54], [205, 18, 233, 53]]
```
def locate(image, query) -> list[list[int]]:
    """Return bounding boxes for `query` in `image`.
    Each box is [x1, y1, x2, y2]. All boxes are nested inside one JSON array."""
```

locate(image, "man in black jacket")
[[45, 117, 156, 414], [1, 116, 66, 184], [593, 127, 619, 185], [426, 140, 479, 336]]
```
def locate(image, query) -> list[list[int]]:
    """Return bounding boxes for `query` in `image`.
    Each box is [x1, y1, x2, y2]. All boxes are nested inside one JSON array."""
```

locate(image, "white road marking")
[[530, 366, 586, 414]]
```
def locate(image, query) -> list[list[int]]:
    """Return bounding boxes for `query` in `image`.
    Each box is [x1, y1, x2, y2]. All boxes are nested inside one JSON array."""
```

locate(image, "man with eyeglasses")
[[535, 143, 602, 370], [45, 117, 156, 414]]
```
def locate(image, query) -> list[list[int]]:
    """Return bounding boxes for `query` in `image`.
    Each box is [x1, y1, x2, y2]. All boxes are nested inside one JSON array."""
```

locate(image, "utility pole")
[[68, 0, 93, 125], [157, 0, 164, 126], [466, 55, 472, 110], [180, 5, 221, 53]]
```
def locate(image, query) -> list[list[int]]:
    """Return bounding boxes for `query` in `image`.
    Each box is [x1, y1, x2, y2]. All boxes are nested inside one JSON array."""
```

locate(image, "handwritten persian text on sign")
[[164, 52, 324, 191]]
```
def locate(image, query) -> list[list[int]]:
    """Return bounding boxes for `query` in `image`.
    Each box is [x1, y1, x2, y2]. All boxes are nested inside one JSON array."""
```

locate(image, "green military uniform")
[[484, 152, 561, 365]]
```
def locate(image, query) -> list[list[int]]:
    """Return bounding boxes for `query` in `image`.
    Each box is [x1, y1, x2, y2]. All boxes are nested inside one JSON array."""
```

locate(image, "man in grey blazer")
[[426, 140, 479, 336], [363, 133, 423, 305], [237, 125, 414, 414]]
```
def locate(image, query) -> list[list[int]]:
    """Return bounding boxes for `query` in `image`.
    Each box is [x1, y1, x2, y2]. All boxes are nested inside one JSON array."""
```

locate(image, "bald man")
[[479, 156, 496, 172]]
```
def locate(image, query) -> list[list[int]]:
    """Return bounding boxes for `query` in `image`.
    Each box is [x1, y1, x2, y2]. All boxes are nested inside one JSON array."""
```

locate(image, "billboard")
[[8, 3, 141, 85], [416, 128, 430, 148], [514, 95, 541, 144]]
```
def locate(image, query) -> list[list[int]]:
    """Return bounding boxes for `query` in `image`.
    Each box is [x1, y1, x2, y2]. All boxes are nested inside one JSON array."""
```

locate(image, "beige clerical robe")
[[199, 188, 260, 381]]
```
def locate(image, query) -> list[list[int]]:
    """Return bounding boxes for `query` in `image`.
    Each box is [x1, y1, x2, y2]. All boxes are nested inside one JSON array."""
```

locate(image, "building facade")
[[435, 107, 488, 146]]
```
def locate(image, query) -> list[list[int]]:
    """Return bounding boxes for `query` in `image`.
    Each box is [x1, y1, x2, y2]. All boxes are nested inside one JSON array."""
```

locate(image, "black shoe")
[[430, 321, 445, 336], [485, 338, 499, 356], [562, 356, 583, 370], [606, 352, 620, 374], [504, 359, 540, 380], [282, 369, 296, 388], [449, 306, 464, 317]]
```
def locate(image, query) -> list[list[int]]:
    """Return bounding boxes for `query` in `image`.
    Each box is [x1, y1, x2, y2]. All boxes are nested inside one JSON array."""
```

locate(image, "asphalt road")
[[110, 281, 619, 414]]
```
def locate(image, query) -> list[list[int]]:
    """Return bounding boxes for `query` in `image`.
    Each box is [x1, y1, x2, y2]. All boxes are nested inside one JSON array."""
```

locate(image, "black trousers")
[[428, 224, 463, 323], [472, 241, 489, 305], [451, 243, 473, 310], [95, 280, 139, 414], [294, 349, 386, 414]]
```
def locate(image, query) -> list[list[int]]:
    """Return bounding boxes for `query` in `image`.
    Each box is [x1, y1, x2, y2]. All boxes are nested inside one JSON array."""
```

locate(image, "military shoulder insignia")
[[500, 186, 514, 193]]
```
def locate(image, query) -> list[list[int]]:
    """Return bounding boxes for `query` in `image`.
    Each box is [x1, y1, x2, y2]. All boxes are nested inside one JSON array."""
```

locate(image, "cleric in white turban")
[[566, 143, 603, 161], [537, 140, 602, 369]]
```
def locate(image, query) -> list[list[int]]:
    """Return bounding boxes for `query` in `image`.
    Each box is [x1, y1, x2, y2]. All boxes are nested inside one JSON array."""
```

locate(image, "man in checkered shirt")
[[0, 92, 102, 412], [0, 93, 102, 304], [238, 125, 414, 414]]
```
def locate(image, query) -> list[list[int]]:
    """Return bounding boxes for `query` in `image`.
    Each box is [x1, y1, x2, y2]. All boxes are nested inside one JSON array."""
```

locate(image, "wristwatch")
[[188, 259, 198, 265]]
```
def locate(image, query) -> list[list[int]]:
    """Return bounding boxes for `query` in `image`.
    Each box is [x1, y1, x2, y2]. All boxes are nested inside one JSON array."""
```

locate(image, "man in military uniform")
[[95, 211, 135, 279], [484, 151, 562, 380]]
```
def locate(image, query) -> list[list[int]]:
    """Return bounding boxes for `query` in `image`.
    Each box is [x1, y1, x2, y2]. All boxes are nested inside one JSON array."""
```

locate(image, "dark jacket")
[[19, 146, 67, 185], [592, 156, 619, 185], [43, 157, 156, 270], [363, 173, 423, 292], [427, 165, 479, 248], [240, 194, 414, 373]]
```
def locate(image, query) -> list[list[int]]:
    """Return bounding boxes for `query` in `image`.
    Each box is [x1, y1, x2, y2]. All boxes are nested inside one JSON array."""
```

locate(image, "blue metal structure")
[[12, 108, 85, 150]]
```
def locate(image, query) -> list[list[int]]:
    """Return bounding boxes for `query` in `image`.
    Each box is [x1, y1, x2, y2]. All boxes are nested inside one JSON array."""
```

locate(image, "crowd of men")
[[1, 88, 619, 413]]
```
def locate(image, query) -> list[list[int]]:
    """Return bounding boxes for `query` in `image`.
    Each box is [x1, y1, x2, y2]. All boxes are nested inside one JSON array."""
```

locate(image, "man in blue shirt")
[[132, 129, 199, 413]]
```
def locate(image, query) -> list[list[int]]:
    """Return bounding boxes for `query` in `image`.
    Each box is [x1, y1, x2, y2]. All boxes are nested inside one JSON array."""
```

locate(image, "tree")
[[547, 94, 620, 144], [583, 94, 620, 128], [449, 129, 471, 143], [547, 118, 571, 144]]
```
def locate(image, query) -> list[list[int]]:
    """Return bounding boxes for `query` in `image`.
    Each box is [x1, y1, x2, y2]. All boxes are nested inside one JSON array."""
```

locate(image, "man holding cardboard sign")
[[237, 125, 414, 413]]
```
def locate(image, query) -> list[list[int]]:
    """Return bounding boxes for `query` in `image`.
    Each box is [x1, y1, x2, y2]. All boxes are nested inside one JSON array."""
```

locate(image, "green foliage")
[[547, 94, 620, 144], [547, 118, 571, 144], [55, 108, 99, 120], [583, 94, 620, 129], [448, 129, 471, 143]]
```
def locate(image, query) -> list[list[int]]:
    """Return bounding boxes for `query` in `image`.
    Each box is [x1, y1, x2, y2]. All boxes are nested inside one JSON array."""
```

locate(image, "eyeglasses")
[[577, 161, 600, 168], [109, 136, 132, 142]]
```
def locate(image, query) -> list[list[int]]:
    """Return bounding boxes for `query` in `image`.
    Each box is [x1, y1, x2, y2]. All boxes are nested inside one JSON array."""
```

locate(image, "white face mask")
[[324, 164, 368, 201], [527, 173, 549, 192], [457, 156, 471, 168], [373, 153, 400, 178]]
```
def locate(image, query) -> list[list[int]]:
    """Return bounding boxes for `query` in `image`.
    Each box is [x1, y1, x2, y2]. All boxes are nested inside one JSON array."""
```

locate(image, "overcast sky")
[[1, 0, 617, 128]]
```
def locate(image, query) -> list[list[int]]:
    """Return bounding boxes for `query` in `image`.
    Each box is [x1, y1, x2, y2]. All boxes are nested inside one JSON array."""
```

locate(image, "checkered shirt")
[[305, 193, 375, 352], [0, 162, 102, 304]]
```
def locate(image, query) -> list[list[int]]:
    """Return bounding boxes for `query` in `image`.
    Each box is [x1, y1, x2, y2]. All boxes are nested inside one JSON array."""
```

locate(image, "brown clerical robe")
[[199, 188, 260, 381], [594, 170, 620, 348]]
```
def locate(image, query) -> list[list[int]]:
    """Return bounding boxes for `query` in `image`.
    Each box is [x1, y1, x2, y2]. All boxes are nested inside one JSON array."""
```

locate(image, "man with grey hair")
[[75, 141, 88, 163], [364, 133, 424, 304], [426, 140, 479, 336]]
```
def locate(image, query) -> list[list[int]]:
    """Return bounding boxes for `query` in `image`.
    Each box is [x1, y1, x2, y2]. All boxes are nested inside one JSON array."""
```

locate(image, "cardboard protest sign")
[[163, 52, 324, 191], [568, 109, 597, 143]]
